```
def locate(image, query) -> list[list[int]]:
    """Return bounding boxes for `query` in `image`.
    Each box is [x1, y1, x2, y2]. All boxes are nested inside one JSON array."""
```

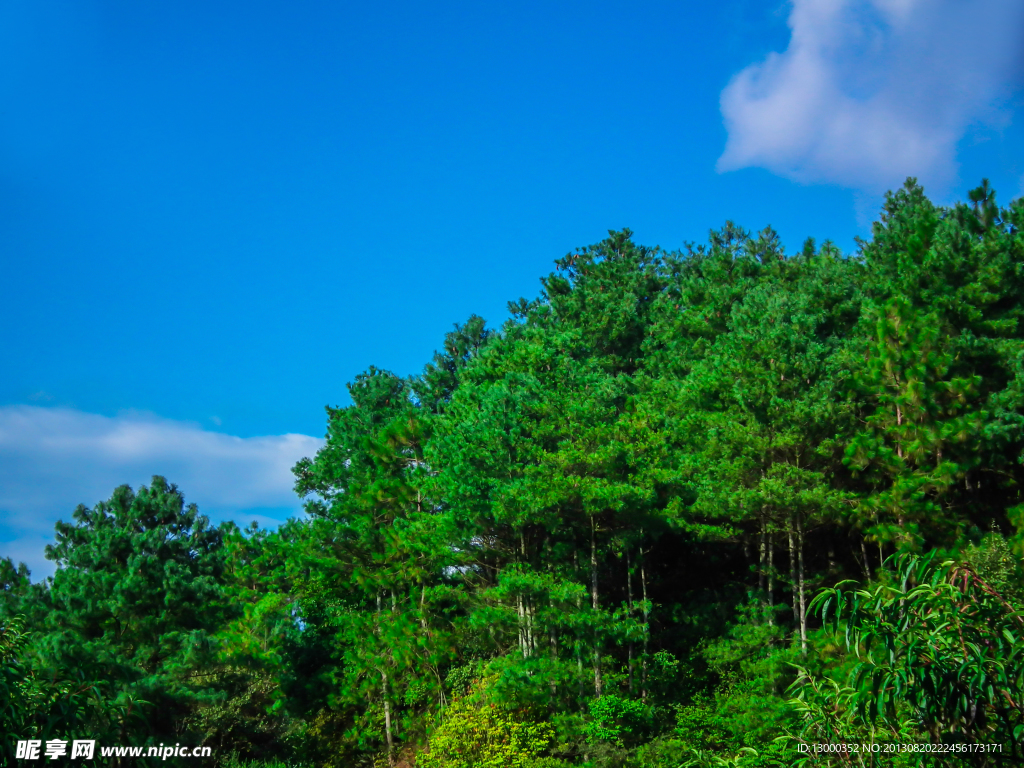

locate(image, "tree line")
[[2, 179, 1023, 767]]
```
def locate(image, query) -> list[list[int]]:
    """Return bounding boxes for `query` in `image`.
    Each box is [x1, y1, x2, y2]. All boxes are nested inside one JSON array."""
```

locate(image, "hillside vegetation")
[[3, 179, 1024, 767]]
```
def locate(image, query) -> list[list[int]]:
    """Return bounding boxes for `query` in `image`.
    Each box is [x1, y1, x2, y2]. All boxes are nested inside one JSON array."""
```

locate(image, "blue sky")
[[2, 0, 1023, 577]]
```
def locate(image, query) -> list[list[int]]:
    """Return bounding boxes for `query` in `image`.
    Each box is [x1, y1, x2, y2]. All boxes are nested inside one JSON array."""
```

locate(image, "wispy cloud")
[[0, 406, 322, 578], [718, 0, 1024, 193]]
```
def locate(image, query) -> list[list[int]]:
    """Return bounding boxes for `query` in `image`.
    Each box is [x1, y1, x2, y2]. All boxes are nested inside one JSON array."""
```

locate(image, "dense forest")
[[3, 179, 1024, 767]]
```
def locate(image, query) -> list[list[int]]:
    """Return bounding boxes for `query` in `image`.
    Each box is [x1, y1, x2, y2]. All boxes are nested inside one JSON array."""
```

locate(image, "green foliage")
[[8, 180, 1024, 767], [36, 476, 232, 744], [792, 544, 1024, 765], [220, 757, 313, 768], [667, 604, 798, 766], [585, 694, 653, 747], [418, 696, 554, 768], [0, 557, 31, 616], [678, 746, 762, 768], [444, 664, 478, 698], [0, 615, 32, 759]]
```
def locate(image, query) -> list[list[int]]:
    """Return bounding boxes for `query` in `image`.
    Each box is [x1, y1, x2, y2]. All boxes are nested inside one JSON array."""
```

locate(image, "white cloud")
[[718, 0, 1024, 193], [0, 406, 323, 578]]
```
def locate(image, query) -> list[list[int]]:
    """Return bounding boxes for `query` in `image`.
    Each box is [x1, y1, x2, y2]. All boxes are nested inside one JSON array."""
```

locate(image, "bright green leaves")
[[584, 693, 653, 747], [419, 692, 554, 768], [797, 548, 1024, 763]]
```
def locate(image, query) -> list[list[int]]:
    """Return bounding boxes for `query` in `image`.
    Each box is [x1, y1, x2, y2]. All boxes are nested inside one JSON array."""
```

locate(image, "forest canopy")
[[3, 179, 1024, 768]]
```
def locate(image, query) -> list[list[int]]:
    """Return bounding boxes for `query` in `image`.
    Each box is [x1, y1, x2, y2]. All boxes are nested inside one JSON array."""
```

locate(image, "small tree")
[[39, 476, 231, 743]]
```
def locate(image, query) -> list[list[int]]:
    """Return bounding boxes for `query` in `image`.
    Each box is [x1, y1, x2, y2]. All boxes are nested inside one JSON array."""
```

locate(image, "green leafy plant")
[[584, 694, 653, 747], [418, 696, 554, 768], [791, 550, 1024, 765]]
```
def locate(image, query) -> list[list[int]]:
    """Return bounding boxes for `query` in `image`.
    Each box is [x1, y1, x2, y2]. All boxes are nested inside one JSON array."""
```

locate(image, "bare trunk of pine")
[[549, 622, 558, 698], [590, 515, 602, 697], [626, 547, 635, 696], [574, 546, 584, 698], [545, 534, 557, 698], [528, 599, 536, 656], [640, 542, 649, 701], [758, 518, 767, 623], [519, 531, 529, 656], [374, 591, 394, 765], [518, 595, 527, 657], [797, 513, 807, 654], [381, 670, 394, 767], [767, 526, 775, 627], [576, 644, 584, 698], [788, 517, 798, 628], [860, 535, 871, 581], [758, 522, 766, 595], [896, 404, 903, 456], [895, 404, 906, 529]]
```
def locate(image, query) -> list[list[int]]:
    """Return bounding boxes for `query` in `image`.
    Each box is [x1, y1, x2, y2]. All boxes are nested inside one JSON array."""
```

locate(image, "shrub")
[[584, 694, 654, 747], [418, 697, 553, 768]]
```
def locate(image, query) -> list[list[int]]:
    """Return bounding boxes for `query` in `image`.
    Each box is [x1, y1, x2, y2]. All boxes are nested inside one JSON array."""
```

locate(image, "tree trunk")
[[590, 515, 602, 697], [381, 669, 394, 767], [574, 546, 584, 698], [860, 535, 871, 581], [788, 517, 798, 628], [767, 526, 775, 627], [518, 595, 527, 657], [758, 519, 766, 598], [545, 534, 557, 698], [549, 622, 558, 699], [796, 513, 807, 655], [375, 589, 396, 765], [626, 547, 635, 696], [528, 599, 536, 656], [640, 542, 650, 701]]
